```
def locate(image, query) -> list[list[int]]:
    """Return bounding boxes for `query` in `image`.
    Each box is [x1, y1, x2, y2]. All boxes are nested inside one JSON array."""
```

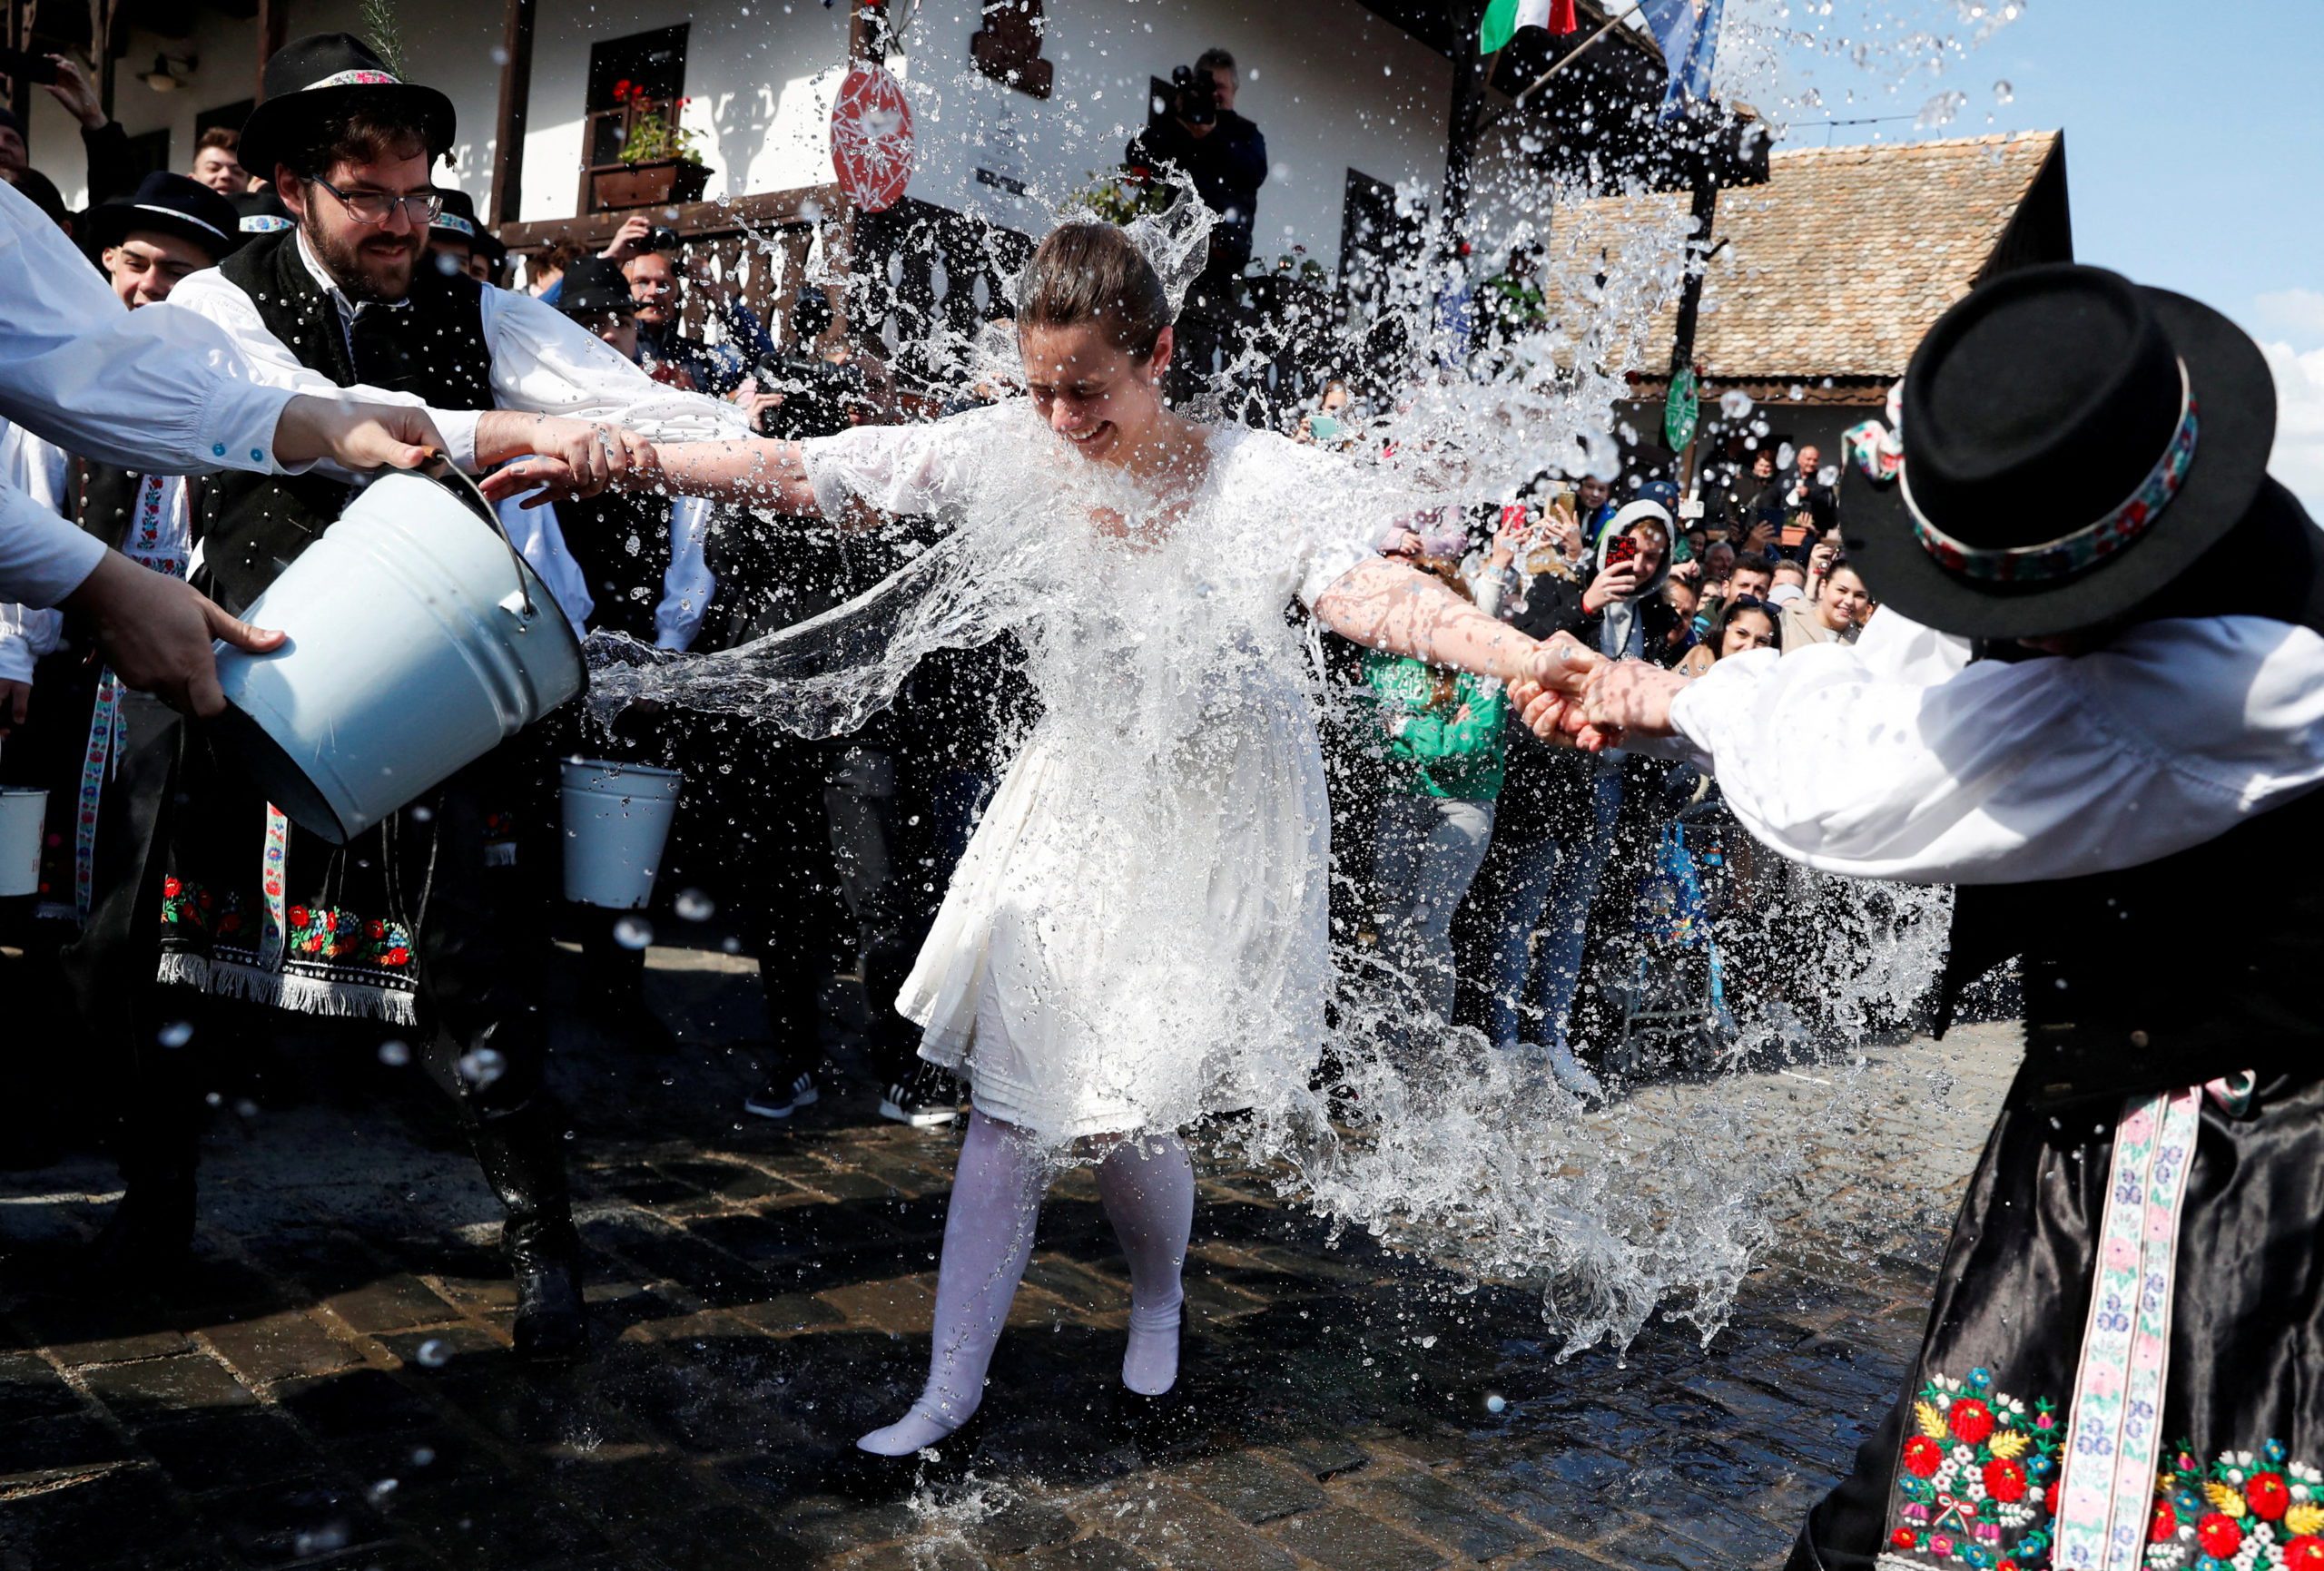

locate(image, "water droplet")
[[613, 915, 654, 950], [1993, 79, 2014, 104], [1916, 89, 1969, 130], [1818, 466, 1841, 488], [367, 1478, 400, 1504], [674, 889, 715, 922], [409, 804, 433, 822], [377, 1038, 411, 1067], [413, 1338, 450, 1368], [456, 1047, 507, 1087], [411, 1446, 438, 1467], [1485, 1393, 1507, 1414], [157, 1020, 194, 1048], [1718, 389, 1754, 420]]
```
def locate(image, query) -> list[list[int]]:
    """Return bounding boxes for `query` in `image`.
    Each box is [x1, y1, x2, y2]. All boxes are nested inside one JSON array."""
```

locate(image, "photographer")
[[1128, 46, 1267, 285], [601, 215, 733, 394]]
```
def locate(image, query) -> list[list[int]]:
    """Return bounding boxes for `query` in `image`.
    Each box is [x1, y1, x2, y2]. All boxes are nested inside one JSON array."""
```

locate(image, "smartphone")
[[1308, 414, 1340, 443], [0, 47, 59, 85], [1606, 533, 1640, 571]]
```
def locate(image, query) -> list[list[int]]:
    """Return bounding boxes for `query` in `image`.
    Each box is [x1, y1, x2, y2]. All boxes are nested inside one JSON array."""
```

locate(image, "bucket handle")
[[418, 453, 540, 621]]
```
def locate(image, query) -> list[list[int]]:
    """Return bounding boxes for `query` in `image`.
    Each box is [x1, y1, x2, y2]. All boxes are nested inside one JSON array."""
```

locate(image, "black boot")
[[81, 1160, 197, 1286], [468, 1103, 588, 1363]]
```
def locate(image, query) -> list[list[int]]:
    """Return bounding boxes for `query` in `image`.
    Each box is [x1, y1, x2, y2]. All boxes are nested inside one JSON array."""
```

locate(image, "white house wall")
[[29, 0, 1470, 278]]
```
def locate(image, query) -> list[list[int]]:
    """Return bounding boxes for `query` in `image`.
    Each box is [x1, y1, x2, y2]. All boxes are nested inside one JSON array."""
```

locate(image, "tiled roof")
[[1541, 132, 2063, 382]]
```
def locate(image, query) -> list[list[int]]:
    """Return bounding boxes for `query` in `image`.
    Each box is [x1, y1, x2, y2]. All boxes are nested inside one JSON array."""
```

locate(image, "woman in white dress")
[[640, 221, 1573, 1457]]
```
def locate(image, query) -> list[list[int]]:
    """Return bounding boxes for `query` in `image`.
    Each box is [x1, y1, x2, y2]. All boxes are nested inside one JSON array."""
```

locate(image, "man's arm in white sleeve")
[[160, 272, 482, 475], [0, 482, 107, 605], [1664, 615, 2324, 886]]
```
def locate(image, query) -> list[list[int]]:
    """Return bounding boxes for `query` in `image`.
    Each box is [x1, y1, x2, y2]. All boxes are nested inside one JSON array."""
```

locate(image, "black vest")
[[1940, 613, 2324, 1106], [196, 233, 496, 614]]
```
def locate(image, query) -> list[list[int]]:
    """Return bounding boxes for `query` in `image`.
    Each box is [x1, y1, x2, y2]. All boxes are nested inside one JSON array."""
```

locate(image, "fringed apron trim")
[[156, 951, 420, 1026]]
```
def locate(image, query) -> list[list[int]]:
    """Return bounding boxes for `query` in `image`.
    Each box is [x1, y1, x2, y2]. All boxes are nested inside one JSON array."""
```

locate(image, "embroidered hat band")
[[1903, 358, 2199, 586]]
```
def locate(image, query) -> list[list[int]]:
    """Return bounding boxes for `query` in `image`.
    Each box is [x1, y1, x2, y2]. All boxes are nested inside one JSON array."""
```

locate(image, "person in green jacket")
[[1364, 520, 1508, 1029]]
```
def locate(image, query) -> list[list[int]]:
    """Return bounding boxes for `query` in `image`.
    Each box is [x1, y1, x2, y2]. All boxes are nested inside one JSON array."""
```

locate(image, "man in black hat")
[[87, 172, 242, 308], [1521, 263, 2324, 1570], [426, 188, 507, 287], [141, 32, 746, 1361]]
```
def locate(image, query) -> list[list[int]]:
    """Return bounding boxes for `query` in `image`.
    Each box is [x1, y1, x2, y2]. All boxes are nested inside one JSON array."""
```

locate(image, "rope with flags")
[[1488, 0, 1726, 123]]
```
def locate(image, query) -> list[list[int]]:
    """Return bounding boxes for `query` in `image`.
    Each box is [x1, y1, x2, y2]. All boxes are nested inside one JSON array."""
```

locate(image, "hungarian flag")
[[1482, 0, 1580, 54]]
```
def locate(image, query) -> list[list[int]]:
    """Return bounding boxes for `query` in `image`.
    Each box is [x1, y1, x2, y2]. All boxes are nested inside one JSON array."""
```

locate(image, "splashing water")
[[566, 0, 2004, 1354]]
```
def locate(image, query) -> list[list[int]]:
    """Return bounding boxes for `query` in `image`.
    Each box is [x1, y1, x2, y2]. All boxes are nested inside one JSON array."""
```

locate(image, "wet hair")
[[1019, 221, 1173, 362], [196, 126, 240, 156], [280, 111, 430, 183]]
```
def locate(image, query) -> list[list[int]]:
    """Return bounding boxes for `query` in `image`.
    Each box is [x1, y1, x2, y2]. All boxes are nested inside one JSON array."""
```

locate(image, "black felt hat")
[[238, 34, 456, 186], [1841, 264, 2279, 640], [86, 172, 241, 262], [556, 255, 636, 319], [429, 187, 505, 264]]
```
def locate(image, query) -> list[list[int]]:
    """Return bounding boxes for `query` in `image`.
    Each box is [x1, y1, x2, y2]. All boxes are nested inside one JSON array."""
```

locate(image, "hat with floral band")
[[238, 34, 456, 187], [1838, 263, 2281, 640]]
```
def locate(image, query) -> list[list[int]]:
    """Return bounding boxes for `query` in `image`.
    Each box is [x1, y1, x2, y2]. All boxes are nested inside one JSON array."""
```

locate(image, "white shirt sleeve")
[[654, 496, 715, 652], [1666, 613, 2324, 885], [0, 482, 105, 606], [0, 425, 76, 640], [479, 287, 749, 445], [159, 269, 487, 477], [0, 181, 291, 482]]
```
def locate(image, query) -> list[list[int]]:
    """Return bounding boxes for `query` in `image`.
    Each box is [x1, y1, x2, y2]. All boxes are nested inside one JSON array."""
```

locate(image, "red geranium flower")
[[289, 904, 310, 928], [1890, 1529, 1916, 1551], [1903, 1436, 1945, 1478], [163, 877, 181, 898], [1948, 1398, 1994, 1445], [1983, 1458, 2027, 1505], [2285, 1536, 2324, 1571], [383, 947, 410, 967], [2249, 1473, 2290, 1520], [2151, 1499, 2177, 1542], [2197, 1512, 2243, 1559]]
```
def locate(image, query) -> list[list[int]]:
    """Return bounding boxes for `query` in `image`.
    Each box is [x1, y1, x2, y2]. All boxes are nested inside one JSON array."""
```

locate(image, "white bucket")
[[560, 758, 682, 909], [0, 787, 46, 897], [212, 462, 586, 845]]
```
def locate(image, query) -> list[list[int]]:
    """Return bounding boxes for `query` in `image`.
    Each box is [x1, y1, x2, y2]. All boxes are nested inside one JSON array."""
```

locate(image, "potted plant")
[[587, 80, 712, 212]]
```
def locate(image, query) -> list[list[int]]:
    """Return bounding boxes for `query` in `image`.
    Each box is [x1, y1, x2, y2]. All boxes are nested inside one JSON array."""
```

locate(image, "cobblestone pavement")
[[0, 938, 2020, 1571]]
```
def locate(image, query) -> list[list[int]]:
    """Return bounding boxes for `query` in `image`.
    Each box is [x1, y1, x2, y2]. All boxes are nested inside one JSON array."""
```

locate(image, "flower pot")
[[588, 159, 711, 213]]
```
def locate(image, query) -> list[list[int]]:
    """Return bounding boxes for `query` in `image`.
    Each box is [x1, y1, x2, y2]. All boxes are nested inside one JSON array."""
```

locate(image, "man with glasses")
[[146, 34, 750, 1363]]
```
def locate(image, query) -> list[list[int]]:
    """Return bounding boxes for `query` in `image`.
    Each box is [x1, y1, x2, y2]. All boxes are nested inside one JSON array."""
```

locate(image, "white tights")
[[855, 1109, 1195, 1456]]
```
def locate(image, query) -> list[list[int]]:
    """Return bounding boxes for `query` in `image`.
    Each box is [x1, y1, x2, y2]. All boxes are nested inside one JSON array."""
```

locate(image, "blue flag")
[[1638, 0, 1726, 121]]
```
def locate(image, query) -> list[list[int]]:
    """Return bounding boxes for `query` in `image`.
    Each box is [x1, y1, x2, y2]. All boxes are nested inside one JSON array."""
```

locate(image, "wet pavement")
[[0, 938, 2019, 1571]]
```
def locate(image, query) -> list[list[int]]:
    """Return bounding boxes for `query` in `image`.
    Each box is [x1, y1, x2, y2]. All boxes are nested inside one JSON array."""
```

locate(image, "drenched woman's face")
[[1019, 321, 1172, 466]]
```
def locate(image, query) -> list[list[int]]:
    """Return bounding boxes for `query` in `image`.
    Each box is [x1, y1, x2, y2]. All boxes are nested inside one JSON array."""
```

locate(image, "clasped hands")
[[1510, 633, 1692, 751]]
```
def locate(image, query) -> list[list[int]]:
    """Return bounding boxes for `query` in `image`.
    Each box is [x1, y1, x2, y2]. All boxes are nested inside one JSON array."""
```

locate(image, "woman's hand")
[[473, 413, 659, 499]]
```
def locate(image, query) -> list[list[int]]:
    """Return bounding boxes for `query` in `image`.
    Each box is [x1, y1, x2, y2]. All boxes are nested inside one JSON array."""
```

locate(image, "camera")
[[1169, 64, 1218, 127], [0, 46, 60, 85], [646, 225, 681, 254]]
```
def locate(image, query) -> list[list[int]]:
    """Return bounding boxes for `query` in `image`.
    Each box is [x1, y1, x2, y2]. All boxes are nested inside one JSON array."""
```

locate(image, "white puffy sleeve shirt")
[[1658, 610, 2324, 885], [0, 180, 296, 604], [164, 252, 748, 478]]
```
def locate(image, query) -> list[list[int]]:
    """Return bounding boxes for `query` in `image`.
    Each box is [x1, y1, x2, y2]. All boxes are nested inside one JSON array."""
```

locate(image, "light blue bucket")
[[212, 460, 586, 845], [560, 759, 682, 909]]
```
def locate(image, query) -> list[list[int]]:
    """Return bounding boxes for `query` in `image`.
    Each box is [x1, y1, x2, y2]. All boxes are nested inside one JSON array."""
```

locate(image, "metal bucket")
[[559, 758, 682, 909], [0, 786, 47, 897], [212, 460, 586, 845]]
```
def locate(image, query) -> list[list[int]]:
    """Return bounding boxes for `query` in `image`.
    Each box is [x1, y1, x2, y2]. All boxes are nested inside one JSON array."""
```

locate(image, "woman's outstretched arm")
[[644, 437, 820, 512], [1312, 555, 1591, 688]]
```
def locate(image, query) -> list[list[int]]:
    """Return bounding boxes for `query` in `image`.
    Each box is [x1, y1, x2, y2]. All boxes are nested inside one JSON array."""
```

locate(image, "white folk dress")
[[799, 402, 1379, 1143]]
